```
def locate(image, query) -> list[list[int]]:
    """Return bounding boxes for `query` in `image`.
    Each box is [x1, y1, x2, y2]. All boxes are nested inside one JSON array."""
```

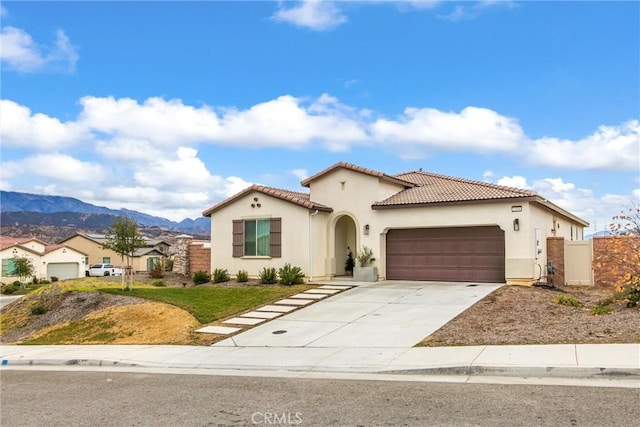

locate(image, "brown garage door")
[[386, 226, 505, 283]]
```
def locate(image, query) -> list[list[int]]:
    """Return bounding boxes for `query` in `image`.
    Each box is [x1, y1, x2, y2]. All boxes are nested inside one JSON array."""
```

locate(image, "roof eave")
[[534, 197, 590, 227], [300, 161, 416, 189], [203, 185, 333, 217], [371, 196, 538, 210]]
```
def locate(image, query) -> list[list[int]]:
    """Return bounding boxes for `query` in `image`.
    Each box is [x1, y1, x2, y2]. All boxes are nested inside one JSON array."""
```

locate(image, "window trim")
[[232, 218, 281, 258]]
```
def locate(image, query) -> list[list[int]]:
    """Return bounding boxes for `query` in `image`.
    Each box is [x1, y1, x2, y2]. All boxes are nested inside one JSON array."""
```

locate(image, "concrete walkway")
[[1, 343, 638, 380], [1, 280, 638, 381]]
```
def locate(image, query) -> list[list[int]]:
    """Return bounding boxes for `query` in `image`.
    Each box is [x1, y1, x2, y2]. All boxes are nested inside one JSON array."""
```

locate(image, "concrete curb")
[[3, 357, 639, 380], [382, 365, 640, 379]]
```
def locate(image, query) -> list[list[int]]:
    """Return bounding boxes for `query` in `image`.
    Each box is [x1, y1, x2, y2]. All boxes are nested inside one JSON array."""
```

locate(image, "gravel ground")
[[420, 284, 640, 346]]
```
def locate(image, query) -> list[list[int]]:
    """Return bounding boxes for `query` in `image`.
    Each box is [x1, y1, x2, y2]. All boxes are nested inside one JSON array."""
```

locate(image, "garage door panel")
[[46, 263, 79, 281], [386, 226, 505, 283]]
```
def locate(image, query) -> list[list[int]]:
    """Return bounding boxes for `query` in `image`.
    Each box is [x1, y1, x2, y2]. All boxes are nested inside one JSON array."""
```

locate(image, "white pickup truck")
[[86, 264, 124, 277]]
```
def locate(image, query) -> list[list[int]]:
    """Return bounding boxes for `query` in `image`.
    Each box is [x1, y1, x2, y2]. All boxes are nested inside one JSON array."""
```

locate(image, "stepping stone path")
[[195, 284, 354, 338]]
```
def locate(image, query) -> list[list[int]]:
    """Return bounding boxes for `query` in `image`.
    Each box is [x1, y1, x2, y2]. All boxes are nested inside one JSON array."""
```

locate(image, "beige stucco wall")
[[1, 245, 88, 283], [210, 191, 325, 278], [42, 247, 87, 280], [63, 235, 123, 266], [1, 247, 42, 284]]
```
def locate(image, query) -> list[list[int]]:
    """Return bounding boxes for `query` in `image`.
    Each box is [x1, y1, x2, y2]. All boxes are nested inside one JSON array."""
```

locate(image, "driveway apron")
[[215, 281, 501, 348]]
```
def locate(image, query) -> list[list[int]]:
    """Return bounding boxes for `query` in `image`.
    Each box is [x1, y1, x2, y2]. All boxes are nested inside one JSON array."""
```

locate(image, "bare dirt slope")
[[420, 285, 640, 346]]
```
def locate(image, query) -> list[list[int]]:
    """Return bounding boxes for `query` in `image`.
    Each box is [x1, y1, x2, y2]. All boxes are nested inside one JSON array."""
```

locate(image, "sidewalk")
[[2, 343, 639, 380]]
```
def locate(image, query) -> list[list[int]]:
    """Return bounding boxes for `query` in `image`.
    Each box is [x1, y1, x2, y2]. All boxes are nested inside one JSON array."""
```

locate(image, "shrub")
[[212, 268, 231, 283], [152, 280, 166, 287], [278, 263, 305, 286], [51, 276, 59, 283], [236, 270, 249, 283], [356, 246, 375, 267], [32, 276, 38, 285], [31, 304, 48, 315], [553, 295, 582, 308], [12, 280, 21, 287], [591, 304, 614, 315], [39, 280, 51, 285], [192, 270, 211, 285], [614, 276, 640, 308], [148, 261, 165, 279], [259, 267, 278, 284], [1, 284, 18, 295], [345, 248, 355, 274]]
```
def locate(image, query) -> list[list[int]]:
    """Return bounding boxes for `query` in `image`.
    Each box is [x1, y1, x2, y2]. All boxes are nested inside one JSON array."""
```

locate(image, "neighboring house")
[[60, 233, 170, 273], [203, 162, 589, 285], [0, 237, 87, 283]]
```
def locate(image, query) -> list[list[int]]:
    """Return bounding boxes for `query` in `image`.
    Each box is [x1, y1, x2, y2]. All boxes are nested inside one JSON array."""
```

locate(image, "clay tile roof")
[[373, 170, 538, 207], [43, 244, 65, 254], [0, 237, 47, 251], [202, 184, 333, 217], [300, 161, 416, 188]]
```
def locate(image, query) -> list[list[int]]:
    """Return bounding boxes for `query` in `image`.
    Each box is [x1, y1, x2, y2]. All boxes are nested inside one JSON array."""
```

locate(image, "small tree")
[[11, 255, 35, 288], [345, 247, 355, 275], [102, 216, 146, 290]]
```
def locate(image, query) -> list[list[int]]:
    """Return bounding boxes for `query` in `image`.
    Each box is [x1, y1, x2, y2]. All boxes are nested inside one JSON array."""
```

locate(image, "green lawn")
[[100, 285, 313, 323]]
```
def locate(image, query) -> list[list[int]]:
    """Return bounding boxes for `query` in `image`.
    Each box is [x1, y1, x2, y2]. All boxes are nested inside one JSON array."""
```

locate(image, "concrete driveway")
[[215, 281, 502, 349]]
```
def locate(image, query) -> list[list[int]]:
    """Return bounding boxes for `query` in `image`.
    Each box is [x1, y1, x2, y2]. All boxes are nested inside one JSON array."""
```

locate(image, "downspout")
[[309, 209, 319, 282]]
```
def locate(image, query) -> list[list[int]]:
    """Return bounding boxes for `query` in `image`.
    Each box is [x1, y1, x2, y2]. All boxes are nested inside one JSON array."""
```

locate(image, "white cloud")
[[0, 100, 87, 150], [79, 96, 221, 147], [1, 154, 106, 183], [78, 94, 367, 150], [497, 175, 530, 189], [272, 0, 347, 31], [528, 120, 639, 171], [0, 26, 78, 73], [438, 0, 515, 22], [482, 170, 494, 182], [134, 147, 219, 191], [95, 137, 163, 163], [372, 106, 524, 157], [5, 95, 636, 171], [290, 169, 309, 180]]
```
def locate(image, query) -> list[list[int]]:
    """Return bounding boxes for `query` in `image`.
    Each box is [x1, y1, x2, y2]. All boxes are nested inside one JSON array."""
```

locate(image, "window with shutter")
[[232, 220, 243, 257], [232, 218, 281, 257], [270, 218, 281, 258]]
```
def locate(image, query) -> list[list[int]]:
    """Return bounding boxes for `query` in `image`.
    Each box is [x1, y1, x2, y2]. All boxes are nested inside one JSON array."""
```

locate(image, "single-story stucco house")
[[0, 237, 88, 283], [203, 162, 589, 285], [60, 233, 170, 273]]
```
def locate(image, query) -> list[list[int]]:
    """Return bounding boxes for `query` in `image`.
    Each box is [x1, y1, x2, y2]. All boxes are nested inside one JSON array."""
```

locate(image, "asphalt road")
[[1, 370, 637, 426]]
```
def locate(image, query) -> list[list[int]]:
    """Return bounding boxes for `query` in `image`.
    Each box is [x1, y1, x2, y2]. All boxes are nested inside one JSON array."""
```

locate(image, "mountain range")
[[0, 191, 210, 239]]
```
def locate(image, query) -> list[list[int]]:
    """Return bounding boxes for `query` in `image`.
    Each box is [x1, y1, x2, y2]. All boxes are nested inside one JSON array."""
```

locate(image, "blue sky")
[[1, 1, 638, 233]]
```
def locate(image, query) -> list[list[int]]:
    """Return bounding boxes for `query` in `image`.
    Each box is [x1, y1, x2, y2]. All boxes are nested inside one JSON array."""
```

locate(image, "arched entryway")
[[334, 215, 357, 276]]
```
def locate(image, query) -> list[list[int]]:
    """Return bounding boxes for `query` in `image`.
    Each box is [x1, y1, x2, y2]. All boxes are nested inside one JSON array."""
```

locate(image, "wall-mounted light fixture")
[[364, 224, 370, 235], [513, 218, 520, 231]]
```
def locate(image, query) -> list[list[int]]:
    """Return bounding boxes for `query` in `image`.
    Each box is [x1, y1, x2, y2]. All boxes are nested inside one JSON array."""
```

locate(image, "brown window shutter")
[[270, 218, 282, 258], [232, 220, 243, 257]]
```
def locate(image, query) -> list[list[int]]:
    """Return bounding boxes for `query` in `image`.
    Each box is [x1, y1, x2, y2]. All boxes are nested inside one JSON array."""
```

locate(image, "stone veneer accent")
[[172, 235, 193, 276]]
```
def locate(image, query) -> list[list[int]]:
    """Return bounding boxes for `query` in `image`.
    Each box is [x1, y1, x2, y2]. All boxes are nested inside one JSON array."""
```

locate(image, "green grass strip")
[[99, 285, 312, 323]]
